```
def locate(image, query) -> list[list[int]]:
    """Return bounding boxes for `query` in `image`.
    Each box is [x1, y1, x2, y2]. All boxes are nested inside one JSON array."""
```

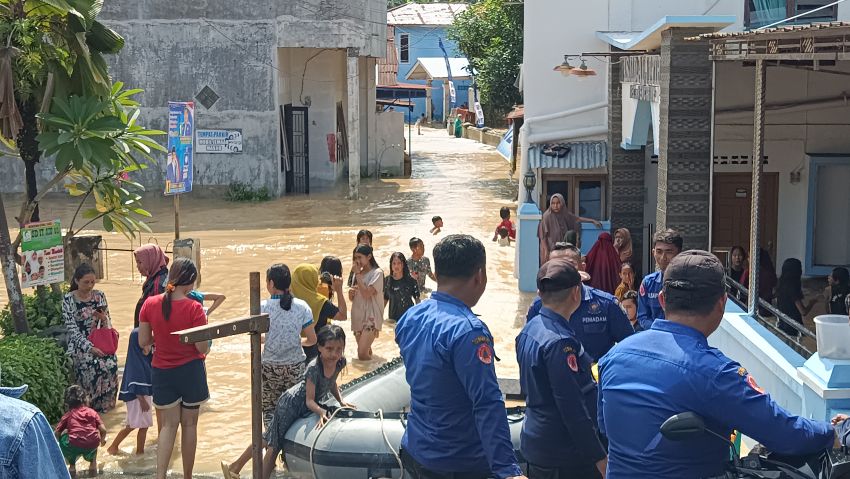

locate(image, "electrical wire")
[[757, 0, 848, 30]]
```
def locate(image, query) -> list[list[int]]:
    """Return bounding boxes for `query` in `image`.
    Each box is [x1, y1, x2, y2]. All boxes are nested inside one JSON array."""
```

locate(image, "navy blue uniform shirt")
[[637, 271, 664, 330], [395, 291, 522, 479], [516, 306, 606, 468], [598, 319, 835, 479], [526, 285, 633, 361]]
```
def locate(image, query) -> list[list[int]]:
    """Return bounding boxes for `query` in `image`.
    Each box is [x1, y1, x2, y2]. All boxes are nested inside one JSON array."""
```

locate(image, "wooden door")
[[712, 172, 778, 265]]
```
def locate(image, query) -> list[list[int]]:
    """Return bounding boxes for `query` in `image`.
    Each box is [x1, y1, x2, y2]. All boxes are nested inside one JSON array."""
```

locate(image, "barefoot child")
[[107, 329, 153, 455], [261, 325, 354, 479], [384, 252, 420, 322], [55, 385, 107, 478], [222, 263, 316, 478], [348, 244, 384, 361]]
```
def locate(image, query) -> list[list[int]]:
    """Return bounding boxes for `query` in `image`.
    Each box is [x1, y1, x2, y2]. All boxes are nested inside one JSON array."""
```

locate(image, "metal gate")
[[284, 104, 309, 194]]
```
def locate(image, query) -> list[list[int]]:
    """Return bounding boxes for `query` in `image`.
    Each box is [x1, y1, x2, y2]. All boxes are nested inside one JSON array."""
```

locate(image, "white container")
[[814, 315, 850, 359]]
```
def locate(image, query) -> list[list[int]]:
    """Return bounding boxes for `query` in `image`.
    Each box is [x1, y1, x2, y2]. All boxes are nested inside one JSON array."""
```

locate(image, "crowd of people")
[[5, 195, 850, 479]]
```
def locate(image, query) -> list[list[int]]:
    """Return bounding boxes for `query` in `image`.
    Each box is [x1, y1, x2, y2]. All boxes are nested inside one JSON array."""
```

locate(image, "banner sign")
[[496, 127, 513, 161], [165, 101, 194, 195], [196, 129, 243, 154], [21, 220, 64, 288]]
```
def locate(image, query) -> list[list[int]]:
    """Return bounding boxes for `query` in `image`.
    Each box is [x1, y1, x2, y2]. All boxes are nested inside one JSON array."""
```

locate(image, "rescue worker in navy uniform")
[[517, 258, 607, 479], [395, 234, 526, 479], [636, 229, 682, 330], [598, 250, 844, 478], [527, 243, 633, 361]]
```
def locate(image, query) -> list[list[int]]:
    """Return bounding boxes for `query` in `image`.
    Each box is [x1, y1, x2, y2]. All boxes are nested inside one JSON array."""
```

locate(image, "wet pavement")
[[2, 126, 536, 477]]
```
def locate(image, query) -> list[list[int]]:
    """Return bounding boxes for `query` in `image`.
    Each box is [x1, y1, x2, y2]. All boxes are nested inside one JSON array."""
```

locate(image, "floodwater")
[[1, 127, 536, 477]]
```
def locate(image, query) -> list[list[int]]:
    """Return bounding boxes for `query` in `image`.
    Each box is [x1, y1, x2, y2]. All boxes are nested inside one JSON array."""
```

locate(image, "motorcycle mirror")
[[661, 412, 707, 441]]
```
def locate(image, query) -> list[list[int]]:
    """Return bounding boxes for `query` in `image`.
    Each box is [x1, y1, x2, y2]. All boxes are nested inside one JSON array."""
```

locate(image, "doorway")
[[712, 172, 779, 265], [283, 104, 309, 194]]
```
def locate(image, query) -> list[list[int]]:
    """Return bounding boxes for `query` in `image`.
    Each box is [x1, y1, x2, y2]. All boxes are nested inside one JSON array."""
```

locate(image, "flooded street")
[[1, 127, 535, 476]]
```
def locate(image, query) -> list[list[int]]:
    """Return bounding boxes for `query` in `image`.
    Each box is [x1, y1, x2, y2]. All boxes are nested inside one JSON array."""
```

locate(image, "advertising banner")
[[165, 101, 194, 195], [21, 220, 64, 288]]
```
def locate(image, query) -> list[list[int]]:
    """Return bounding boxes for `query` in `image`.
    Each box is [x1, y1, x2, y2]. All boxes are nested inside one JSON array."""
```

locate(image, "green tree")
[[387, 0, 473, 8], [448, 0, 522, 125], [0, 0, 164, 333]]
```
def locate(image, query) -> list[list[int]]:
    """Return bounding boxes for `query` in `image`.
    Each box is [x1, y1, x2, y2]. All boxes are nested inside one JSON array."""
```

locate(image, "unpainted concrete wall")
[[375, 111, 405, 176]]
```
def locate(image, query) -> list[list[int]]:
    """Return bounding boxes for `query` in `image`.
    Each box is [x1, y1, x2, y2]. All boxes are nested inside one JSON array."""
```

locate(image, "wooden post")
[[173, 272, 269, 479], [174, 195, 181, 240], [249, 272, 262, 479]]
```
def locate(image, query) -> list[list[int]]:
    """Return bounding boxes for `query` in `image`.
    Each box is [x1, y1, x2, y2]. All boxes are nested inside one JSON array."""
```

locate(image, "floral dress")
[[62, 290, 118, 413]]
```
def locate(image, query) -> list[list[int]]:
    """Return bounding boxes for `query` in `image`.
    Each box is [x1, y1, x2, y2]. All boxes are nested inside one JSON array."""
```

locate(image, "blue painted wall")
[[394, 25, 471, 123]]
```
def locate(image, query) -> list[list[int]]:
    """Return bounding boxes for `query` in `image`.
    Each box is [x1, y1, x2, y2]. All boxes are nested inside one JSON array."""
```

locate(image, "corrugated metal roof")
[[405, 57, 471, 80], [387, 3, 468, 26], [529, 141, 608, 170], [378, 25, 398, 86], [692, 21, 850, 40]]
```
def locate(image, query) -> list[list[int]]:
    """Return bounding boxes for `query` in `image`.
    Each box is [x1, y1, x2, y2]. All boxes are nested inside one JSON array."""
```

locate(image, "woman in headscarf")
[[291, 264, 347, 361], [613, 228, 633, 264], [537, 193, 602, 265], [585, 232, 622, 295], [133, 244, 169, 328]]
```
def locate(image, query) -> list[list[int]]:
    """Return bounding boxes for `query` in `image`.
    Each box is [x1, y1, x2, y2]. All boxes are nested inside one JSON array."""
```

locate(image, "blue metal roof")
[[529, 141, 608, 170]]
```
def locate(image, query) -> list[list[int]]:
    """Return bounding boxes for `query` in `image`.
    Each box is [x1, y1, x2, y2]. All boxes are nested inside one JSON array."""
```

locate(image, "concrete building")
[[97, 0, 386, 198], [387, 2, 471, 123]]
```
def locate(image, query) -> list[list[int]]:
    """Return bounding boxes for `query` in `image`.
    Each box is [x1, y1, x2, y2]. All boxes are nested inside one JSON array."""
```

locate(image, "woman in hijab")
[[537, 193, 601, 264], [613, 228, 633, 264], [291, 264, 347, 361], [585, 232, 622, 294], [133, 244, 169, 328]]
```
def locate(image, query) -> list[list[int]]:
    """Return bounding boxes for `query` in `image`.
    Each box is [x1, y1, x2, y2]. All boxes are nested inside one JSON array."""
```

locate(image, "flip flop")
[[220, 461, 240, 479]]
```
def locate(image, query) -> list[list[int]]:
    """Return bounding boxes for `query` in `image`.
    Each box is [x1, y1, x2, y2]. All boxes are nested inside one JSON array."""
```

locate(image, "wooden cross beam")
[[174, 272, 268, 479]]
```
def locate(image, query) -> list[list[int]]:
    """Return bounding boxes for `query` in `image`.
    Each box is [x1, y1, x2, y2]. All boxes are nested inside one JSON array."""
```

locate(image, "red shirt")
[[140, 294, 207, 369], [56, 406, 103, 449], [496, 219, 516, 239]]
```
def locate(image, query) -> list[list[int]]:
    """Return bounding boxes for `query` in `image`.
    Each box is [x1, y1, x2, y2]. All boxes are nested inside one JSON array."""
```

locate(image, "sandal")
[[220, 461, 240, 479]]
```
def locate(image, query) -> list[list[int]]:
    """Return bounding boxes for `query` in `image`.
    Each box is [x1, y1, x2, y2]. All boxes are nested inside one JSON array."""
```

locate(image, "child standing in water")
[[430, 216, 443, 235], [408, 237, 437, 294], [55, 385, 107, 478], [107, 329, 153, 455], [349, 244, 384, 361], [384, 252, 420, 322], [261, 325, 354, 479]]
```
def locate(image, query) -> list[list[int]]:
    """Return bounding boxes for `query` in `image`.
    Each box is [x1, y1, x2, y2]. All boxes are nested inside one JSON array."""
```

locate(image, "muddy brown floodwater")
[[1, 127, 536, 477]]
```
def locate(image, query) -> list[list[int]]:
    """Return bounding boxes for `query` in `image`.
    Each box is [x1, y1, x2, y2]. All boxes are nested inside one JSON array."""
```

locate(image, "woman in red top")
[[138, 258, 210, 479]]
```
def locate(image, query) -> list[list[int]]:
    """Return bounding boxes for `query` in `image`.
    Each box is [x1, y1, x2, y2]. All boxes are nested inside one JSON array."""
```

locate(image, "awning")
[[595, 15, 736, 51], [405, 57, 472, 81], [529, 141, 608, 169]]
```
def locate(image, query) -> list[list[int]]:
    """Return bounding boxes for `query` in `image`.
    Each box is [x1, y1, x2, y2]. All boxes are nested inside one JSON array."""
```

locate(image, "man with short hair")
[[396, 234, 525, 479], [517, 259, 607, 478], [637, 229, 683, 330], [598, 250, 840, 478], [526, 243, 633, 361]]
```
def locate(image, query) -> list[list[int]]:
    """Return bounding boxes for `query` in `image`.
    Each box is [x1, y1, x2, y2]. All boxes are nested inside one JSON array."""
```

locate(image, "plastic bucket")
[[814, 315, 850, 359]]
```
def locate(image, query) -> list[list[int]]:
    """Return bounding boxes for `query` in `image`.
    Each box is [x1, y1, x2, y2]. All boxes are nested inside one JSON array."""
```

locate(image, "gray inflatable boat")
[[281, 357, 526, 478]]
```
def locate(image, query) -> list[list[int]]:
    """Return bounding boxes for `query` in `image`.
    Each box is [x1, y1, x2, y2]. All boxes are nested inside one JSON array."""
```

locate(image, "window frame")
[[399, 33, 410, 64], [540, 174, 607, 220], [805, 154, 850, 276]]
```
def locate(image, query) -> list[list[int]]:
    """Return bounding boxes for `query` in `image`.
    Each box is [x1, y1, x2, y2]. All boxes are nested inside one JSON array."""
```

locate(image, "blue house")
[[387, 2, 471, 123]]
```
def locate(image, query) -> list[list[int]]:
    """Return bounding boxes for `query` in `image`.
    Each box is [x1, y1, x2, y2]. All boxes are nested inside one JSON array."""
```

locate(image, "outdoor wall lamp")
[[553, 55, 598, 78], [523, 169, 536, 203]]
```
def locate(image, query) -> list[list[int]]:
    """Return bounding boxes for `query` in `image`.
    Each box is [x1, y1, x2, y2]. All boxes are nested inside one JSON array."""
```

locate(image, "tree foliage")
[[387, 0, 473, 8], [448, 0, 522, 125]]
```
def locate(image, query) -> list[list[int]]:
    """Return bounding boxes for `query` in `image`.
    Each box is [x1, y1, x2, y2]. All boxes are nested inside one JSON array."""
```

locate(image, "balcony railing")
[[745, 0, 838, 29]]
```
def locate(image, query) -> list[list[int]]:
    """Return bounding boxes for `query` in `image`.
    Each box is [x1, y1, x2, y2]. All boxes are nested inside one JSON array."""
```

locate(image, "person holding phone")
[[62, 264, 118, 413]]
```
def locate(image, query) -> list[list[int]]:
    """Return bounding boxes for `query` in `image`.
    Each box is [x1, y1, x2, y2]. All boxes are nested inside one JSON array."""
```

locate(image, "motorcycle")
[[660, 412, 850, 479]]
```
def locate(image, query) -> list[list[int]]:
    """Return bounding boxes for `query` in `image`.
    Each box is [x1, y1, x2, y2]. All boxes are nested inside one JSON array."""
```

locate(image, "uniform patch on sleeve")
[[472, 335, 492, 345], [737, 366, 747, 377], [567, 353, 579, 372], [477, 344, 493, 364], [746, 374, 764, 394], [639, 283, 646, 296]]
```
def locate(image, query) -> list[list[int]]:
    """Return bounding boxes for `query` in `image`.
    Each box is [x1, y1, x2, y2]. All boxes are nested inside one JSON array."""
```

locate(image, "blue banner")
[[496, 127, 513, 161], [165, 101, 194, 195], [438, 38, 455, 105]]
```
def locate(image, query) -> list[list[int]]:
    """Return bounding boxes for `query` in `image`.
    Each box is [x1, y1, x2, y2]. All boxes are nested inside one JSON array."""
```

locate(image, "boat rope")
[[378, 408, 405, 479], [309, 405, 356, 479]]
